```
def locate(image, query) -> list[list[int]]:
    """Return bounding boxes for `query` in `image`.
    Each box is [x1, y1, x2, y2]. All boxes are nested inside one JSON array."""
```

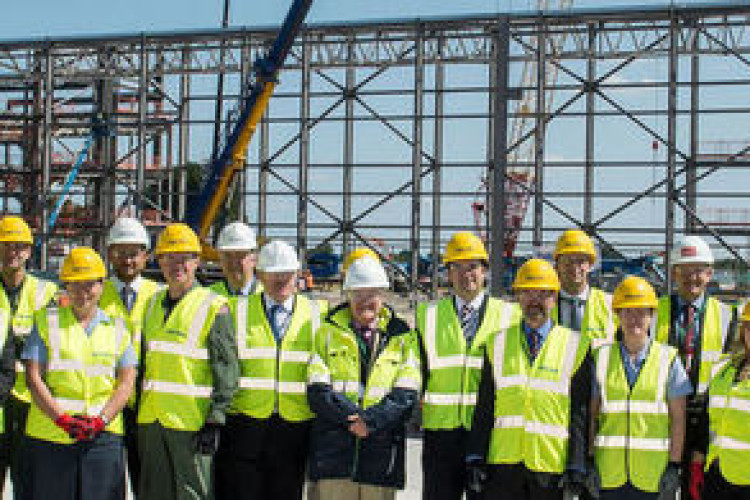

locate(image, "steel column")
[[343, 37, 355, 259], [687, 23, 700, 234], [665, 15, 679, 291], [490, 19, 510, 296], [137, 39, 148, 217], [177, 47, 191, 221], [411, 27, 424, 298], [431, 36, 444, 299], [297, 37, 310, 265], [533, 23, 547, 250], [258, 111, 269, 238], [584, 22, 597, 228], [40, 48, 53, 269]]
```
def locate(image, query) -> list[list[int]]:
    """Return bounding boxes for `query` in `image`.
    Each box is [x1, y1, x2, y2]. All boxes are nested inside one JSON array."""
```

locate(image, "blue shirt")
[[592, 338, 693, 400], [22, 308, 137, 368], [522, 318, 554, 363]]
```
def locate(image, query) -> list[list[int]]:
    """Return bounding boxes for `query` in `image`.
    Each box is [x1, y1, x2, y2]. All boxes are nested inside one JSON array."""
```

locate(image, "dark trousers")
[[422, 429, 481, 500], [214, 413, 311, 500], [0, 397, 30, 497], [123, 407, 139, 498], [704, 461, 750, 500], [601, 483, 658, 500], [482, 463, 562, 500], [24, 432, 125, 500]]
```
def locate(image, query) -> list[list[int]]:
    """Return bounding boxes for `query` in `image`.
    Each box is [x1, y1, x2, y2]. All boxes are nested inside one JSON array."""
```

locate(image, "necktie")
[[569, 298, 584, 332], [269, 304, 283, 343], [529, 330, 541, 360], [461, 304, 475, 332], [683, 305, 696, 371], [121, 285, 135, 313]]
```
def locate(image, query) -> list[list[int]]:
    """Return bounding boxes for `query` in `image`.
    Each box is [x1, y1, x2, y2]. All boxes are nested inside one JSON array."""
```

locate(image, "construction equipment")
[[185, 0, 314, 259], [471, 0, 573, 257]]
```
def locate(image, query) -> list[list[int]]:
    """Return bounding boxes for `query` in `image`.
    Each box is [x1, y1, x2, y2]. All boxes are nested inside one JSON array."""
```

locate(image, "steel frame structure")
[[0, 2, 749, 294]]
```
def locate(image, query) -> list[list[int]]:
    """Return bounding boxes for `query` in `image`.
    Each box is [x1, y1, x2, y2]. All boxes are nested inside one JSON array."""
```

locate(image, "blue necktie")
[[269, 304, 283, 343], [121, 286, 135, 313]]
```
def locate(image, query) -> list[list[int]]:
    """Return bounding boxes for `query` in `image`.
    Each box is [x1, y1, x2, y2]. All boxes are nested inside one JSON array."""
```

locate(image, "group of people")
[[0, 213, 745, 500]]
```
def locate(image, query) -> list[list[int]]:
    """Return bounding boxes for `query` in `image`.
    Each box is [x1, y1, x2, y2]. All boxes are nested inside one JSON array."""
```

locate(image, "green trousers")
[[137, 422, 213, 500]]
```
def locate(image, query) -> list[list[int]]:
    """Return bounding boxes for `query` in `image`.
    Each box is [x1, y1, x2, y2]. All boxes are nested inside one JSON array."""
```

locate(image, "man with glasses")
[[100, 217, 163, 497]]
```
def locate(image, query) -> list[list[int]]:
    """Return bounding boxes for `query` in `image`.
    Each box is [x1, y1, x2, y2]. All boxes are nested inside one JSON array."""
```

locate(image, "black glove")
[[584, 458, 602, 499], [559, 470, 585, 500], [658, 462, 682, 500], [194, 423, 222, 455], [465, 458, 487, 495]]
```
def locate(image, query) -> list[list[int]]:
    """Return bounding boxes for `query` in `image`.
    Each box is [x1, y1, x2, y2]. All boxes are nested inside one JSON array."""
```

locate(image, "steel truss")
[[0, 2, 749, 294]]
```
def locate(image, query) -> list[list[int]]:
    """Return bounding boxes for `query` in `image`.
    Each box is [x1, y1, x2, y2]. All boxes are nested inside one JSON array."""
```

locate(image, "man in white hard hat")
[[100, 217, 163, 497], [654, 235, 736, 500], [210, 221, 261, 297], [214, 240, 327, 499]]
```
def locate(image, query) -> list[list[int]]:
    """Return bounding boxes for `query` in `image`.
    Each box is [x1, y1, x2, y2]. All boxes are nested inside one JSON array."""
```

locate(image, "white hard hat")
[[671, 235, 714, 266], [107, 217, 150, 249], [344, 256, 389, 291], [257, 240, 300, 273], [216, 222, 257, 251]]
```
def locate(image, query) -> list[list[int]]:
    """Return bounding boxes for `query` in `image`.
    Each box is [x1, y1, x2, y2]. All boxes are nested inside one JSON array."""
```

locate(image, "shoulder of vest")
[[652, 340, 678, 357], [324, 302, 349, 323]]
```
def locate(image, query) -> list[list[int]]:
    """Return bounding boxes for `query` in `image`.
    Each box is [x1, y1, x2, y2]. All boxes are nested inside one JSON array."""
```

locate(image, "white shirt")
[[263, 294, 295, 339], [233, 276, 258, 297], [454, 291, 486, 341], [110, 275, 144, 296], [559, 285, 589, 331]]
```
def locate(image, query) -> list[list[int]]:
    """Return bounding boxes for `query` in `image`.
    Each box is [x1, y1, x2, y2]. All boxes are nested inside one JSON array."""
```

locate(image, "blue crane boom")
[[185, 0, 314, 255]]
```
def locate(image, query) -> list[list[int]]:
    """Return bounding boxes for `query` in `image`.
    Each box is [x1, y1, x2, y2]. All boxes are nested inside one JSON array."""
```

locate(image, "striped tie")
[[461, 304, 475, 332]]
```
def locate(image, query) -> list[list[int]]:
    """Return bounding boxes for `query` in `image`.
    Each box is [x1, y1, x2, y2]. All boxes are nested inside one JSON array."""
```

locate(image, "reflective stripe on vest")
[[26, 307, 129, 444], [594, 342, 675, 493], [654, 296, 732, 394], [230, 294, 323, 421], [554, 288, 616, 348], [486, 324, 588, 472], [137, 287, 224, 431], [706, 359, 750, 485], [419, 297, 514, 430]]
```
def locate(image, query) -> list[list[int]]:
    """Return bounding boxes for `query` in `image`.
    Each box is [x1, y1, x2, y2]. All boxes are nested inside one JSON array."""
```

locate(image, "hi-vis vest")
[[137, 287, 227, 432], [209, 279, 262, 298], [706, 355, 750, 486], [231, 293, 326, 421], [594, 341, 677, 493], [307, 306, 421, 409], [100, 278, 163, 352], [553, 288, 616, 348], [416, 297, 516, 430], [26, 307, 130, 444], [0, 309, 9, 431], [486, 323, 589, 472], [1, 274, 58, 403], [654, 296, 733, 394]]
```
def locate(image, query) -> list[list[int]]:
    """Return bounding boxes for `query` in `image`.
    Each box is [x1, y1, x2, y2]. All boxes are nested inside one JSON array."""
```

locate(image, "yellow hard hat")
[[0, 216, 33, 244], [343, 247, 379, 274], [60, 247, 106, 282], [553, 229, 597, 262], [443, 232, 489, 265], [512, 258, 560, 291], [154, 223, 201, 256], [740, 301, 750, 323], [612, 276, 658, 310]]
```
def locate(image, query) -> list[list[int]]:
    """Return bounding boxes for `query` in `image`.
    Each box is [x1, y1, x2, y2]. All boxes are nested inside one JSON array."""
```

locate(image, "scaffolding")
[[0, 2, 749, 295]]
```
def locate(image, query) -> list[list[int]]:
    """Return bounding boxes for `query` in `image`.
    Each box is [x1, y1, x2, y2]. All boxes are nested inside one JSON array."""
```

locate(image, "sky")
[[2, 0, 749, 265]]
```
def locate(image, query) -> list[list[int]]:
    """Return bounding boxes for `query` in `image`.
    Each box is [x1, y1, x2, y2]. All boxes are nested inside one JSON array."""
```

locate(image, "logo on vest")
[[166, 328, 188, 339], [536, 365, 559, 374]]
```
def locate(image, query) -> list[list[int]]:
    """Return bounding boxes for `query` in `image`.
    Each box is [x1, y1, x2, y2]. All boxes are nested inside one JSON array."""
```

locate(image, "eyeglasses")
[[111, 248, 146, 259]]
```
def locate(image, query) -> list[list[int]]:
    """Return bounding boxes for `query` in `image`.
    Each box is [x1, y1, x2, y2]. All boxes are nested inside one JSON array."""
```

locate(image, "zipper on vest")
[[625, 391, 632, 484]]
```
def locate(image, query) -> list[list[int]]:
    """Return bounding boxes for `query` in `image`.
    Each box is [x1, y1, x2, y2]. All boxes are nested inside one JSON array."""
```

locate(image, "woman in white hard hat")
[[307, 257, 421, 499]]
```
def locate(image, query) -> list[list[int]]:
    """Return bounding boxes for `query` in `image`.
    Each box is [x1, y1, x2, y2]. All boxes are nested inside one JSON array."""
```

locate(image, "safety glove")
[[194, 422, 222, 455], [657, 462, 682, 500]]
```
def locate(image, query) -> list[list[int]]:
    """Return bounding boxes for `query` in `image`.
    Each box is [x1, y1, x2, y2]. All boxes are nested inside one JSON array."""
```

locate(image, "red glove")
[[78, 416, 107, 440], [54, 414, 87, 441], [689, 461, 705, 500]]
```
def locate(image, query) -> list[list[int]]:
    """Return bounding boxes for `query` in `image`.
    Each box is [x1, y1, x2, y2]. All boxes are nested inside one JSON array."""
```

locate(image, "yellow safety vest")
[[706, 355, 750, 486], [100, 278, 163, 353], [230, 293, 326, 421], [137, 287, 227, 431], [486, 323, 589, 473], [0, 274, 58, 403], [553, 288, 617, 348], [0, 308, 9, 431], [209, 279, 262, 298], [594, 341, 677, 493], [25, 307, 130, 444], [654, 296, 732, 394], [307, 306, 421, 409], [416, 296, 517, 430]]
